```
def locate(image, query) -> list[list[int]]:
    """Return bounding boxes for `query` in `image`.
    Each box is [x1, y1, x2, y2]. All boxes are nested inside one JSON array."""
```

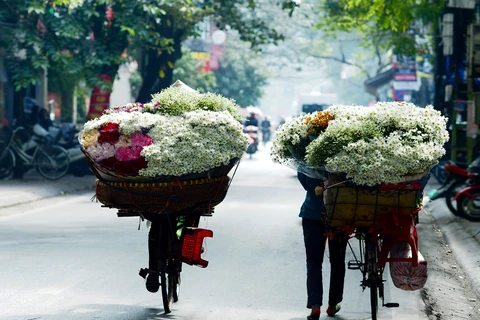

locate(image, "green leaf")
[[120, 25, 135, 36]]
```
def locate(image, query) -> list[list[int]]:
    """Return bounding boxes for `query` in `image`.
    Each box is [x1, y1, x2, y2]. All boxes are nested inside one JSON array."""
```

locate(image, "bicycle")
[[118, 207, 213, 314], [346, 213, 420, 320], [0, 126, 70, 180]]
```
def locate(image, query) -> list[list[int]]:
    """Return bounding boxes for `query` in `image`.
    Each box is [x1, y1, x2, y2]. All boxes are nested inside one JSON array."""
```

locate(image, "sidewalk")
[[0, 169, 96, 209], [423, 180, 480, 298]]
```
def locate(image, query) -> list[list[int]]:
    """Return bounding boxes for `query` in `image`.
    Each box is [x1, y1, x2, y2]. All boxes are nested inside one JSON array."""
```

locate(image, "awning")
[[364, 68, 394, 97]]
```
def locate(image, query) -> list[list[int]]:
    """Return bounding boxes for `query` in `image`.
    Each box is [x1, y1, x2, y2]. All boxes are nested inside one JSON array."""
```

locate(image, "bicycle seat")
[[32, 134, 49, 144]]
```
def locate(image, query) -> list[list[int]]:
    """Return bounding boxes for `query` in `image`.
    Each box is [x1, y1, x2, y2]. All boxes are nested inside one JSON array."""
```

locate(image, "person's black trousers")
[[302, 218, 349, 308]]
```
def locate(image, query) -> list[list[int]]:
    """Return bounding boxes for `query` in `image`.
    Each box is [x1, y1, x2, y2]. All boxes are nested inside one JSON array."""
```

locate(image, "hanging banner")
[[393, 55, 417, 82], [86, 74, 112, 120]]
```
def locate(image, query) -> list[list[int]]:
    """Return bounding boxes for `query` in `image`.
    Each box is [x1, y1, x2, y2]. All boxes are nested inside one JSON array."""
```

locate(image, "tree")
[[1, 0, 300, 120], [133, 0, 299, 103], [214, 40, 269, 108], [316, 0, 444, 57], [172, 47, 217, 93]]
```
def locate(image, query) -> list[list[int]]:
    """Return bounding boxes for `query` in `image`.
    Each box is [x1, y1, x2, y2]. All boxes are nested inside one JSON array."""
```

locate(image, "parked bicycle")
[[0, 126, 70, 180]]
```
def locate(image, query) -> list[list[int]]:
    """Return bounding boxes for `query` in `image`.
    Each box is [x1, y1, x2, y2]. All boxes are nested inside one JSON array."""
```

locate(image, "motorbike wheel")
[[445, 180, 466, 216], [457, 189, 480, 221]]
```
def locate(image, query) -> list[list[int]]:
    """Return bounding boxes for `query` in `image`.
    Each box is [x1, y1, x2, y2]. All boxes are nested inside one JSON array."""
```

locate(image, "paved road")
[[0, 146, 436, 320]]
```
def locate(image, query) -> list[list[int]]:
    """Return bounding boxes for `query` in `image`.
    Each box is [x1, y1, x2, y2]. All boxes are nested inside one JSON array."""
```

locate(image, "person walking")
[[297, 171, 349, 319]]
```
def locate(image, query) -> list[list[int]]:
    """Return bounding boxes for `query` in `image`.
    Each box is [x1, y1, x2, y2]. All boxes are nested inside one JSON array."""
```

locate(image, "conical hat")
[[171, 80, 196, 93]]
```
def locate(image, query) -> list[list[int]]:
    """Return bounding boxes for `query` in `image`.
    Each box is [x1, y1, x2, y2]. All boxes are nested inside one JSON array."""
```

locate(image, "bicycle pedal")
[[348, 260, 362, 270], [383, 303, 400, 308], [139, 268, 149, 279]]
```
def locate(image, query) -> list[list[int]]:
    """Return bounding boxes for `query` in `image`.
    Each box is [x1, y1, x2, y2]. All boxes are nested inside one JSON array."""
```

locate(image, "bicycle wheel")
[[160, 247, 181, 313], [172, 272, 180, 302], [160, 221, 180, 314], [365, 234, 379, 320], [0, 148, 15, 179], [36, 145, 70, 180], [160, 267, 171, 314]]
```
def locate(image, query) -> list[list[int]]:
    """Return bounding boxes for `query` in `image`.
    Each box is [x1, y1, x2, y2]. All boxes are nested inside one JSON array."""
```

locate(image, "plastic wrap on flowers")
[[95, 176, 231, 214], [323, 172, 430, 228], [282, 158, 327, 180], [389, 242, 428, 291]]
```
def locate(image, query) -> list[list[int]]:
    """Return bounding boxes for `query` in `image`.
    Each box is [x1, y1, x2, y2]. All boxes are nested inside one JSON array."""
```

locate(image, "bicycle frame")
[[1, 127, 38, 166]]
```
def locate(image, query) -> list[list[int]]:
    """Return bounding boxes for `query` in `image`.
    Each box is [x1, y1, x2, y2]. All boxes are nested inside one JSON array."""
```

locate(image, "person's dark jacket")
[[244, 116, 259, 127], [298, 172, 325, 221]]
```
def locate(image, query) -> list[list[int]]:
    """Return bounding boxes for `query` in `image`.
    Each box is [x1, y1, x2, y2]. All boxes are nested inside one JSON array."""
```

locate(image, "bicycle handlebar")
[[12, 126, 25, 134]]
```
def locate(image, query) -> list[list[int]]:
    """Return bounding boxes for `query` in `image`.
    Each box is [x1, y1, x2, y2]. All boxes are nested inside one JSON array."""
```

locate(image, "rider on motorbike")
[[261, 116, 272, 142], [244, 112, 259, 127]]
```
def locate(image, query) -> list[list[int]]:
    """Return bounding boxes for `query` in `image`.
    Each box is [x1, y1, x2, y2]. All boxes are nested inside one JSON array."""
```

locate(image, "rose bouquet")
[[271, 102, 449, 186], [80, 83, 249, 180]]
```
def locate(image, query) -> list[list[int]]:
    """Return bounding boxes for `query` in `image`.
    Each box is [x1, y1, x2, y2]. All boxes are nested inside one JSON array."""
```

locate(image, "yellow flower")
[[81, 129, 100, 148]]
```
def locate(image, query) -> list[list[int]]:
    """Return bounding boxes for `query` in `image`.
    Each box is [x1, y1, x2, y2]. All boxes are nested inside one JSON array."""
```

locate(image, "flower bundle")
[[305, 110, 334, 136], [80, 84, 249, 179], [271, 102, 449, 186]]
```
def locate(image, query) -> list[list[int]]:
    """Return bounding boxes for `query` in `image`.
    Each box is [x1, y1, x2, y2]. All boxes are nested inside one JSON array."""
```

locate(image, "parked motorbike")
[[33, 123, 93, 177], [427, 159, 473, 216], [454, 158, 480, 221], [244, 125, 259, 158]]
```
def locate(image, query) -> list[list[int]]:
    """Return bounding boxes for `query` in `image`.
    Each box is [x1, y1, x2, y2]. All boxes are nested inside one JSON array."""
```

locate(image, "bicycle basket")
[[324, 172, 430, 228], [95, 176, 230, 214]]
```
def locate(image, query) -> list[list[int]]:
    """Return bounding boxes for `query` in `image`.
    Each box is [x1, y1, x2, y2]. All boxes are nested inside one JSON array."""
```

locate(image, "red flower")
[[131, 156, 148, 171], [98, 122, 120, 144], [99, 156, 116, 170], [113, 156, 148, 176], [113, 161, 136, 176]]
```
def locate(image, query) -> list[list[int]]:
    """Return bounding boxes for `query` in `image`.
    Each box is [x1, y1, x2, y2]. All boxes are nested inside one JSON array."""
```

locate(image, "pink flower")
[[87, 143, 116, 161], [131, 132, 153, 147], [115, 146, 143, 161]]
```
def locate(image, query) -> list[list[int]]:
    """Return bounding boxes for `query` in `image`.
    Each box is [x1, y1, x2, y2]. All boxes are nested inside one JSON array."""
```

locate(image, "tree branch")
[[308, 53, 371, 78]]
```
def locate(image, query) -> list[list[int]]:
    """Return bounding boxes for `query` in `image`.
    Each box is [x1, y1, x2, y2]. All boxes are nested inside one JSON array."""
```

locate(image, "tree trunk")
[[136, 49, 164, 103], [60, 88, 73, 122], [135, 17, 184, 103]]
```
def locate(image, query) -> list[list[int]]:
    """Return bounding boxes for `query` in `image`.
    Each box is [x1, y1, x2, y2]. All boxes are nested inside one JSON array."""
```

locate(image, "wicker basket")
[[81, 147, 238, 214], [324, 172, 429, 228], [95, 176, 231, 214]]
